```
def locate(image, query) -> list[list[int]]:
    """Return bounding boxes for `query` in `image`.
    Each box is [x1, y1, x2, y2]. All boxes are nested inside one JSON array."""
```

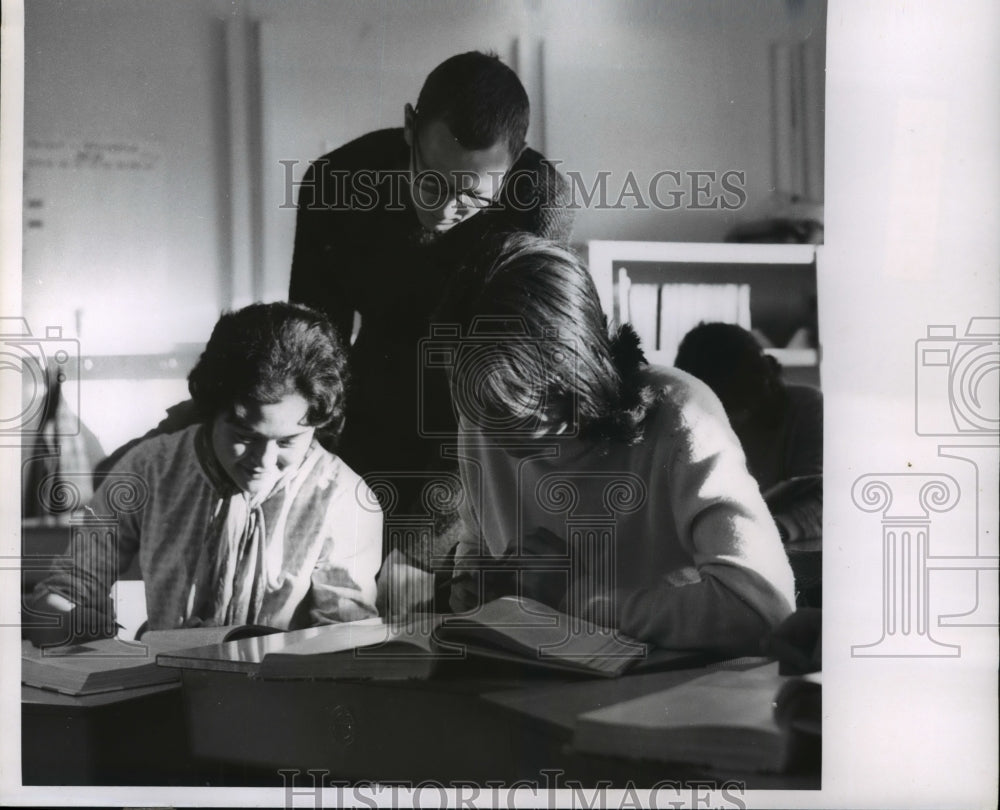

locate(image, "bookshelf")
[[587, 241, 820, 382]]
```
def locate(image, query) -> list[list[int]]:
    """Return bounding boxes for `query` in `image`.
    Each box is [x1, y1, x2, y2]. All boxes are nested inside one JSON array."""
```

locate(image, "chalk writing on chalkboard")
[[25, 138, 161, 172]]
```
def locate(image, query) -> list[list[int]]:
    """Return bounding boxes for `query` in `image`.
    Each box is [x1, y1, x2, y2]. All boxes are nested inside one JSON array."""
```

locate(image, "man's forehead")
[[417, 117, 513, 175]]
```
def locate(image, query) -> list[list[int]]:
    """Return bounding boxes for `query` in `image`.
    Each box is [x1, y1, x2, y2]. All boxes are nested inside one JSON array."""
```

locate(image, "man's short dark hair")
[[188, 302, 349, 440], [416, 51, 529, 159]]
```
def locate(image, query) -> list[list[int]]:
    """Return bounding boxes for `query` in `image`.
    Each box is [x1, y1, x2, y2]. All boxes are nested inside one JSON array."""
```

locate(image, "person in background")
[[288, 52, 574, 610], [673, 322, 823, 545], [446, 236, 795, 656], [28, 303, 382, 644]]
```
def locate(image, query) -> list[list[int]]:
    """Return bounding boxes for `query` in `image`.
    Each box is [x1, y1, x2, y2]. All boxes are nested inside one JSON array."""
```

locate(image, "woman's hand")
[[23, 592, 116, 647]]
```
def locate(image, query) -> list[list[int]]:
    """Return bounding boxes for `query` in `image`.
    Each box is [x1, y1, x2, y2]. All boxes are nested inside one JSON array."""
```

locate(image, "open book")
[[573, 662, 807, 773], [255, 597, 670, 682], [22, 625, 280, 696], [156, 598, 706, 682], [137, 623, 281, 646]]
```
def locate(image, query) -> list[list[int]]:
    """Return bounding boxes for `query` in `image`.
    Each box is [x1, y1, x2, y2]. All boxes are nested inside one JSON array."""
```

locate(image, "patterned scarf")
[[185, 425, 301, 626]]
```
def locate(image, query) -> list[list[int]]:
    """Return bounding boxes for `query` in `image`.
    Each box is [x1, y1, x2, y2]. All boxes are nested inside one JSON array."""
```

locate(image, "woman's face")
[[211, 393, 315, 496]]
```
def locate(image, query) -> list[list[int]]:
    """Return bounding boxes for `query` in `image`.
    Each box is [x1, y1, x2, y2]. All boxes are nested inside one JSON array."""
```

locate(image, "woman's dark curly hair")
[[188, 302, 349, 441], [674, 321, 787, 427], [446, 234, 659, 445]]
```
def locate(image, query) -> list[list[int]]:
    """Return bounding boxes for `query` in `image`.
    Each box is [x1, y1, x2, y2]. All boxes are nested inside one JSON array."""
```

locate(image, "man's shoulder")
[[510, 147, 568, 193], [497, 146, 574, 239], [311, 128, 406, 173]]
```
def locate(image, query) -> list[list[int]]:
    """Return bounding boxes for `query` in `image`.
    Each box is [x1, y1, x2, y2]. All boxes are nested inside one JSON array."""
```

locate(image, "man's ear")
[[403, 103, 416, 147]]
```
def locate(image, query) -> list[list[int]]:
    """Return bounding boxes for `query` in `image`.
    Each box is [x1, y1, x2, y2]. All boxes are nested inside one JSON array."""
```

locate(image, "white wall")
[[23, 0, 826, 340], [20, 0, 825, 452], [250, 0, 826, 296], [23, 0, 236, 355]]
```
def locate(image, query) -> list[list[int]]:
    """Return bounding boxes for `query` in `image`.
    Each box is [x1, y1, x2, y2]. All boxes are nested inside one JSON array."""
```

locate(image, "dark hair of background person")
[[447, 233, 661, 445], [674, 321, 787, 427], [188, 301, 349, 441], [415, 51, 529, 158]]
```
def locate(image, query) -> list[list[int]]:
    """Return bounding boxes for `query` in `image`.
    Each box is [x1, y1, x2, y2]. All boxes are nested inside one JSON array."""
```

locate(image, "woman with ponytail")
[[446, 235, 795, 656]]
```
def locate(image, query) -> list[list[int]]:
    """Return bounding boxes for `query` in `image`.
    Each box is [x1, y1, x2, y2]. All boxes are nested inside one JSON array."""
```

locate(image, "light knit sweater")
[[450, 366, 796, 655], [36, 425, 383, 630]]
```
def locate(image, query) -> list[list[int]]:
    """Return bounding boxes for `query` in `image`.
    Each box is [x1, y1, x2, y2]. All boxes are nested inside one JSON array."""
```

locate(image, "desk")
[[22, 657, 819, 788], [21, 682, 195, 785], [176, 661, 820, 789]]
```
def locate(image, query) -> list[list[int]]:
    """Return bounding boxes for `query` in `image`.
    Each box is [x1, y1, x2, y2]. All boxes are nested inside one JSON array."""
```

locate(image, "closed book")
[[573, 662, 797, 773], [22, 624, 283, 695], [22, 637, 178, 696]]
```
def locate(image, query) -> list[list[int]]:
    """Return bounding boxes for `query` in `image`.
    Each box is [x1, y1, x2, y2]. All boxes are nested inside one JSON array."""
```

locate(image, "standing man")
[[288, 52, 574, 594]]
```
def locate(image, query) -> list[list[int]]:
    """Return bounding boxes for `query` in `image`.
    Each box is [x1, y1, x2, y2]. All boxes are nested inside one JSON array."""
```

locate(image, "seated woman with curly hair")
[[29, 302, 382, 642], [447, 236, 795, 655]]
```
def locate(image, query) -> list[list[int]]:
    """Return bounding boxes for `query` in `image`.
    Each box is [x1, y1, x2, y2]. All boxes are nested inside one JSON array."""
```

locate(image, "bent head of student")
[[404, 51, 528, 233], [674, 321, 785, 428], [188, 302, 349, 496], [449, 234, 656, 443]]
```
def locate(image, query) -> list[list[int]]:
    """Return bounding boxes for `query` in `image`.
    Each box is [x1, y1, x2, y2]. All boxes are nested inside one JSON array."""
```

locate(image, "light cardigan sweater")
[[450, 366, 796, 654], [37, 425, 383, 630]]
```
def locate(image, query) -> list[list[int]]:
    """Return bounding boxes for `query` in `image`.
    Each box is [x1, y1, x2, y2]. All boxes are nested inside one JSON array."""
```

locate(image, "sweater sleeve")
[[306, 471, 383, 624], [289, 157, 356, 345], [612, 378, 797, 655], [33, 447, 145, 616]]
